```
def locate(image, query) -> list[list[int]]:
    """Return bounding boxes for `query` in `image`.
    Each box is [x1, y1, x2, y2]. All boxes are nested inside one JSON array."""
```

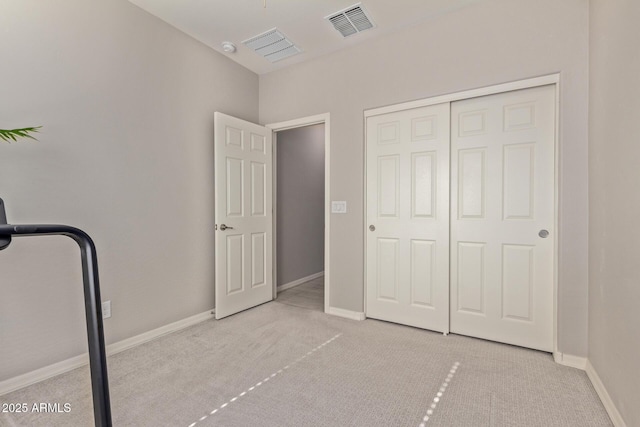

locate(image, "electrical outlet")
[[102, 301, 111, 319]]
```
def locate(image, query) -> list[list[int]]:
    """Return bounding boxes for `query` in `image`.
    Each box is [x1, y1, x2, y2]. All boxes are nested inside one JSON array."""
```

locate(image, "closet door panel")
[[365, 103, 450, 333], [450, 85, 556, 352]]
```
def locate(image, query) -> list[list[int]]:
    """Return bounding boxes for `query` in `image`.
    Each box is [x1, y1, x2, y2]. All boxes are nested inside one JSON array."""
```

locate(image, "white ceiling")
[[128, 0, 479, 75]]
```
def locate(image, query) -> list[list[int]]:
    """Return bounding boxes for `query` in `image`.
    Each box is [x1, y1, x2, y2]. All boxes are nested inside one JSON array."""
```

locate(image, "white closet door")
[[366, 103, 450, 333], [214, 112, 273, 319], [450, 85, 556, 351]]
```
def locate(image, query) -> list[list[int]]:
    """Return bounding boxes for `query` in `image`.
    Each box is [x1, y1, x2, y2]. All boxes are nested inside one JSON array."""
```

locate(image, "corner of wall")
[[586, 360, 628, 427]]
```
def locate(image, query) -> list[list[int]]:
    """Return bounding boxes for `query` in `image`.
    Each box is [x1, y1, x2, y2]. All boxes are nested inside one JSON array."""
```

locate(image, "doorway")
[[213, 113, 330, 320], [267, 114, 331, 314], [274, 124, 325, 311]]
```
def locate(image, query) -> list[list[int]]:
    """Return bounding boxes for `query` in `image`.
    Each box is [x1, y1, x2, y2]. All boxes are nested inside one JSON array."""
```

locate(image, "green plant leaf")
[[0, 126, 41, 142]]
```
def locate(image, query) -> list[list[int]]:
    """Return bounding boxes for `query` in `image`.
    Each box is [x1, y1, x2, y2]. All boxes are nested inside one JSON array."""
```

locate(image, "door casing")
[[267, 114, 331, 314], [363, 74, 560, 355]]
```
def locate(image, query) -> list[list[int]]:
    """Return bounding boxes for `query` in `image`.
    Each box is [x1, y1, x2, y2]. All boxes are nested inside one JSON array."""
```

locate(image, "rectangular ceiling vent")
[[326, 3, 375, 38], [242, 28, 301, 63]]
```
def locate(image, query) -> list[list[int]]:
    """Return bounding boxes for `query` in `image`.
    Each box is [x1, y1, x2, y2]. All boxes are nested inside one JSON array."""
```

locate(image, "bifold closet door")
[[450, 85, 555, 351], [366, 103, 450, 333]]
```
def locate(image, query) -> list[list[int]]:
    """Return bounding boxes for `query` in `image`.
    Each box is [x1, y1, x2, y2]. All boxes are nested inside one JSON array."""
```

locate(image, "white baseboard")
[[277, 271, 324, 292], [586, 360, 627, 427], [327, 306, 365, 321], [553, 352, 587, 370], [0, 353, 90, 398], [106, 309, 215, 355], [0, 308, 215, 396]]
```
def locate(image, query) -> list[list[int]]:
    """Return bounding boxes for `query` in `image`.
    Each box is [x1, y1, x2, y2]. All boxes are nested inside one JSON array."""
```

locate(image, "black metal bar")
[[0, 198, 11, 250], [0, 219, 112, 426]]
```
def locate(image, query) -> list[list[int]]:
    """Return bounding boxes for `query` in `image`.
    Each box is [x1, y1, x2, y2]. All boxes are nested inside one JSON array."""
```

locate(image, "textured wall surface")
[[589, 0, 640, 425], [0, 0, 258, 380]]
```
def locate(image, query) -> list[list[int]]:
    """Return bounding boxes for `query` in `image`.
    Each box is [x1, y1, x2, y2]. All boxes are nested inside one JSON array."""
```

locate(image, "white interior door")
[[450, 85, 555, 351], [366, 103, 450, 333], [214, 112, 273, 319]]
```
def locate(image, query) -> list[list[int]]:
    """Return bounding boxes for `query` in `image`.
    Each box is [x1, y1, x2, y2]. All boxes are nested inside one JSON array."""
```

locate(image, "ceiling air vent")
[[242, 28, 301, 63], [326, 3, 375, 38]]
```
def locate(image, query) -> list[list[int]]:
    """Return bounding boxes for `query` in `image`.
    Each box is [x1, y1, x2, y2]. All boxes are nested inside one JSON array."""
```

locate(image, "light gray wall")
[[276, 125, 325, 286], [588, 1, 640, 425], [0, 0, 258, 381], [260, 0, 590, 356]]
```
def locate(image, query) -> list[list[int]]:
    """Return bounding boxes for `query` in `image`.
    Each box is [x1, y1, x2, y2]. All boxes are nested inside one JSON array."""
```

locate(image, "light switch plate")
[[331, 201, 347, 213], [102, 301, 111, 319]]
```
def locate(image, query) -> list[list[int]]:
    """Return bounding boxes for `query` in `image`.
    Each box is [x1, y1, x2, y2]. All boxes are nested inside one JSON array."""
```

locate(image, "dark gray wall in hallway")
[[276, 124, 325, 286]]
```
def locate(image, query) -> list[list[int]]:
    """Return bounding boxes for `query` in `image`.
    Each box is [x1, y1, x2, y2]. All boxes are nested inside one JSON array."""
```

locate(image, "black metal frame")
[[0, 198, 112, 427]]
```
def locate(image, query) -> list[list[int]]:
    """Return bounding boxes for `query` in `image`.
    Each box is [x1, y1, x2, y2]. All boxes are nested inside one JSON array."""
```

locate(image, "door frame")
[[267, 113, 331, 313], [363, 74, 560, 354]]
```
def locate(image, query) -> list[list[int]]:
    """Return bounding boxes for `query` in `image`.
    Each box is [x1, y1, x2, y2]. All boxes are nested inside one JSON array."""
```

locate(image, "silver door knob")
[[538, 229, 549, 238], [220, 224, 234, 231], [369, 225, 375, 231]]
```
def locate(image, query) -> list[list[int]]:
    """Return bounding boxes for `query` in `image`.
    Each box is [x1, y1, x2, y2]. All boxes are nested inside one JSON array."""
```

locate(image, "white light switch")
[[102, 301, 111, 319], [332, 201, 347, 213]]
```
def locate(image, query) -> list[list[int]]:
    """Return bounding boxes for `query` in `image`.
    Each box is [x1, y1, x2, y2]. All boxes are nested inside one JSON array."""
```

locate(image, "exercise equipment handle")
[[0, 198, 112, 427]]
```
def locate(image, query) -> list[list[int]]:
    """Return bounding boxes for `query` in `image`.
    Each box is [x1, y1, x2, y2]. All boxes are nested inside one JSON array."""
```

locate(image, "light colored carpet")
[[276, 276, 324, 312], [0, 301, 612, 426]]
